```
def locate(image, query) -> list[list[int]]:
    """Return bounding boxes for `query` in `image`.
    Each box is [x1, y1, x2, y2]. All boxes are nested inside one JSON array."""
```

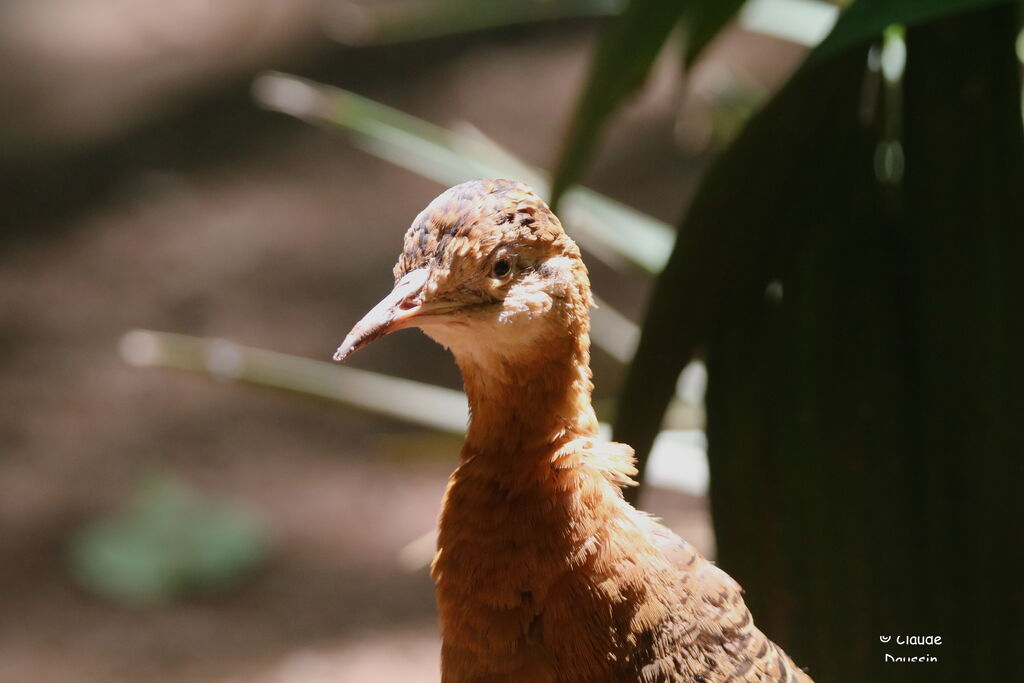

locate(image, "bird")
[[334, 179, 812, 683]]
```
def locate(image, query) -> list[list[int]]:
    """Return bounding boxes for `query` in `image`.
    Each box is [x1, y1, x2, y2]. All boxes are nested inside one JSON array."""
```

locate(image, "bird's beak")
[[333, 268, 457, 362]]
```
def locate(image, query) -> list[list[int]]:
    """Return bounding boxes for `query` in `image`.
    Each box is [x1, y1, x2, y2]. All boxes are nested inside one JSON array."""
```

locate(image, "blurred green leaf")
[[119, 329, 471, 434], [71, 476, 268, 604], [549, 0, 755, 207], [681, 0, 748, 67], [549, 0, 688, 208], [615, 2, 1023, 677], [253, 72, 674, 274], [805, 0, 1009, 68], [615, 0, 1020, 495], [610, 3, 1019, 679], [327, 0, 622, 46], [552, 0, 1009, 212]]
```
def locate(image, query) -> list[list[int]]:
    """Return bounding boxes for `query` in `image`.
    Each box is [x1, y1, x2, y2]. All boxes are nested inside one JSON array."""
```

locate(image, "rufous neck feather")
[[455, 309, 598, 467]]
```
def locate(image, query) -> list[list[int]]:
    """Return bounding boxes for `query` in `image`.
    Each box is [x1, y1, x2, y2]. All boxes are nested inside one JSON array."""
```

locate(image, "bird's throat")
[[455, 329, 598, 467]]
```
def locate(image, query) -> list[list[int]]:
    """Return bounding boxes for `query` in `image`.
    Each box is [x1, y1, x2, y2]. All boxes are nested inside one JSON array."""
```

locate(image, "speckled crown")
[[394, 179, 575, 281]]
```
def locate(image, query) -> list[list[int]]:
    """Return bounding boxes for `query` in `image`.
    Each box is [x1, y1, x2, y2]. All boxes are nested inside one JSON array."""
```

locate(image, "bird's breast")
[[432, 461, 679, 682]]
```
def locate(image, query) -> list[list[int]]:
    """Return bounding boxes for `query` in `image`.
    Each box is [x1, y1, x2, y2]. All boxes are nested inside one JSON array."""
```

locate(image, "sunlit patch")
[[1018, 28, 1024, 125], [874, 140, 904, 184], [880, 25, 906, 85]]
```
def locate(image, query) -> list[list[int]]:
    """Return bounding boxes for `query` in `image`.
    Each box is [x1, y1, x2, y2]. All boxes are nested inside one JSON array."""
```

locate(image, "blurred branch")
[[120, 330, 708, 498], [591, 293, 639, 362], [397, 527, 439, 572], [119, 329, 469, 434], [325, 0, 622, 46]]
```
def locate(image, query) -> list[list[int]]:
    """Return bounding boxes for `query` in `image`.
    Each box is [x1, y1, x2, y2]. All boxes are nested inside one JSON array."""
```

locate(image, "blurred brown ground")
[[0, 2, 801, 681]]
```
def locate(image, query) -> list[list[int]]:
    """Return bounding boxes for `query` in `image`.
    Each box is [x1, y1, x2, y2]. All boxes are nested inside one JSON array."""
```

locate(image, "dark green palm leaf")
[[614, 0, 1022, 680]]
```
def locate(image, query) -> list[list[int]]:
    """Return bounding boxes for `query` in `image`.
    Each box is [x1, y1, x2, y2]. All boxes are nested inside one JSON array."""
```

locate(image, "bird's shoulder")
[[639, 521, 813, 682]]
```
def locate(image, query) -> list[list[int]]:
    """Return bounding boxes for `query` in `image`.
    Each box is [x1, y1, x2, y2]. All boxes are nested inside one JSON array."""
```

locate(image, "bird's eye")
[[492, 258, 512, 279]]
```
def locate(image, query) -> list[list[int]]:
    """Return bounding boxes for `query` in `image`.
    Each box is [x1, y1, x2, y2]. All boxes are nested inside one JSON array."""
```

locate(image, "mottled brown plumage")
[[335, 179, 812, 683]]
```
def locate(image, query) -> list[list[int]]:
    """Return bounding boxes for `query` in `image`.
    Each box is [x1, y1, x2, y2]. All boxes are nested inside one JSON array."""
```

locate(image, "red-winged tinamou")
[[334, 179, 812, 683]]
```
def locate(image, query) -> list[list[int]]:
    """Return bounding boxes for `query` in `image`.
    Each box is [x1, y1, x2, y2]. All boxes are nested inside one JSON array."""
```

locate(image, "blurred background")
[[1, 1, 1020, 682]]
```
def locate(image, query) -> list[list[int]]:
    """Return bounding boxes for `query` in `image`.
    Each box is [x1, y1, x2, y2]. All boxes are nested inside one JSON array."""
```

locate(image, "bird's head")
[[334, 179, 591, 368]]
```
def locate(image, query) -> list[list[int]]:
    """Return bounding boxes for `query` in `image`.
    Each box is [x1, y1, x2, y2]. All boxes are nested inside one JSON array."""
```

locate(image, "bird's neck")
[[455, 325, 599, 470], [435, 314, 642, 679]]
